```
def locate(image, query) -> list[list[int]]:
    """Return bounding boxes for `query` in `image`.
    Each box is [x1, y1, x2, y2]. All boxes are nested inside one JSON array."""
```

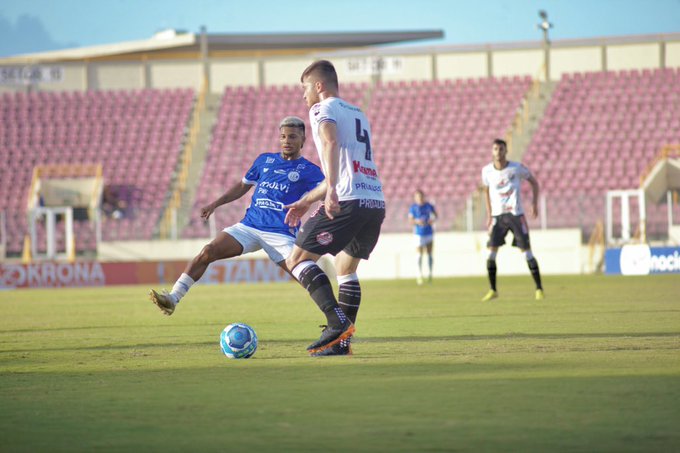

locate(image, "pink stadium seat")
[[181, 77, 531, 236], [522, 68, 680, 238], [0, 88, 195, 255]]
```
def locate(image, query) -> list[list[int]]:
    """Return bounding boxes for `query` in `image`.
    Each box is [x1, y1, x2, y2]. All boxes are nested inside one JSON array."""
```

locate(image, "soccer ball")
[[220, 323, 258, 359]]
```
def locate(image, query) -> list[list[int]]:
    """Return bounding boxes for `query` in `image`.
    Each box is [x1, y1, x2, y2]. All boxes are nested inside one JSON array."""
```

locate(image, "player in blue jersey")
[[408, 189, 438, 285], [149, 116, 324, 315]]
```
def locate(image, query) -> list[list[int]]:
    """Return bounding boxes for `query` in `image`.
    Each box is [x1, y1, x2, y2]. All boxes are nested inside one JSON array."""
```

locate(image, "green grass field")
[[1, 274, 679, 452]]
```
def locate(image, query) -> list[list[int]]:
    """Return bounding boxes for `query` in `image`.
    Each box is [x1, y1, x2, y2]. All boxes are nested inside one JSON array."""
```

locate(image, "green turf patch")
[[1, 275, 679, 452]]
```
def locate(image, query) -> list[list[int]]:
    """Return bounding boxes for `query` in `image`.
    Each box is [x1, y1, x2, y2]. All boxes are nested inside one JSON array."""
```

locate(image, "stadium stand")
[[182, 76, 532, 236], [182, 83, 367, 238], [0, 88, 195, 255], [369, 76, 532, 231], [522, 68, 680, 238]]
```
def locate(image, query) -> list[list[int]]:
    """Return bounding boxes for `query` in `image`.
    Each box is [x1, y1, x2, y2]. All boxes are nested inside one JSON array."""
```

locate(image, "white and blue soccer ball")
[[220, 323, 258, 359]]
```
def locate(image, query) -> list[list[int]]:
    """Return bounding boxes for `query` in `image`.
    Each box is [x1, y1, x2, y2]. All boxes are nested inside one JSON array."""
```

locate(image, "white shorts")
[[223, 223, 294, 263], [415, 234, 434, 248]]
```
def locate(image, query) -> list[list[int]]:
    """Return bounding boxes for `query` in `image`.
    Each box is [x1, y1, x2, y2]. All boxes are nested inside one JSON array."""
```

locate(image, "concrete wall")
[[210, 59, 260, 92], [493, 49, 544, 78], [98, 229, 584, 279], [607, 43, 660, 71], [437, 52, 488, 80], [379, 54, 433, 82], [328, 56, 379, 85], [90, 62, 144, 90], [1, 35, 678, 93], [148, 61, 203, 89], [551, 46, 602, 79], [263, 58, 312, 86], [664, 41, 680, 67]]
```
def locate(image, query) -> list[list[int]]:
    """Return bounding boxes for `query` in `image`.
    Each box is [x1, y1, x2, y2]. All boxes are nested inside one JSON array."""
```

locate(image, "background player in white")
[[149, 116, 324, 315], [284, 60, 386, 356], [481, 138, 544, 301], [408, 189, 437, 285]]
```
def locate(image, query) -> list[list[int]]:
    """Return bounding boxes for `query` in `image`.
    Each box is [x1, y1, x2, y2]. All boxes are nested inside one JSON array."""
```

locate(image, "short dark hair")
[[493, 138, 507, 152], [300, 59, 338, 88]]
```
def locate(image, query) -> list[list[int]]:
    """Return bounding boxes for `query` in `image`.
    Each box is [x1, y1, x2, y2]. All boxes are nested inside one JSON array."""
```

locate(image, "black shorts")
[[296, 199, 386, 259], [487, 213, 531, 250]]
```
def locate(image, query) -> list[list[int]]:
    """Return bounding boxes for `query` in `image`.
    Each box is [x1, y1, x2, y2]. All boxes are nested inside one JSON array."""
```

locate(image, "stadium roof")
[[0, 29, 445, 63]]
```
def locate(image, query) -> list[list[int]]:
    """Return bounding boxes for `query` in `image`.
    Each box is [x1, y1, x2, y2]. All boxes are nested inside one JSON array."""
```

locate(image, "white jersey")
[[481, 161, 532, 216], [310, 97, 384, 202]]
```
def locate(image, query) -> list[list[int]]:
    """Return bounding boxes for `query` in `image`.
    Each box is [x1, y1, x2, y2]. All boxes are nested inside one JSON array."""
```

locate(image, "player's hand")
[[531, 204, 538, 219], [486, 216, 493, 232], [200, 203, 216, 220], [324, 189, 340, 220], [284, 199, 311, 227]]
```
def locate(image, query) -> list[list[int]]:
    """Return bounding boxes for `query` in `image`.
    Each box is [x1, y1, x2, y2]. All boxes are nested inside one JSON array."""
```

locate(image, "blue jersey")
[[241, 153, 324, 237], [409, 202, 437, 236]]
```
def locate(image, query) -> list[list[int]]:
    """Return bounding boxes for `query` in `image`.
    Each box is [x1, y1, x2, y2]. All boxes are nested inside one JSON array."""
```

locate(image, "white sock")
[[170, 273, 195, 304]]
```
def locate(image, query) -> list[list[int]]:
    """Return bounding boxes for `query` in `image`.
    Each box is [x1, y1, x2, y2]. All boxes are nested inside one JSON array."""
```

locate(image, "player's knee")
[[198, 243, 217, 264]]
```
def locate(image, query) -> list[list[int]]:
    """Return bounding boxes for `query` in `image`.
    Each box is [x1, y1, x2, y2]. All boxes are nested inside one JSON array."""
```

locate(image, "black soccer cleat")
[[306, 320, 355, 354], [310, 341, 353, 357]]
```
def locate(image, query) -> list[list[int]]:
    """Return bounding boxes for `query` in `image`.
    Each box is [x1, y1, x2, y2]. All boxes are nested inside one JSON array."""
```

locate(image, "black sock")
[[487, 259, 497, 291], [527, 258, 543, 290], [338, 280, 361, 324], [297, 264, 346, 328]]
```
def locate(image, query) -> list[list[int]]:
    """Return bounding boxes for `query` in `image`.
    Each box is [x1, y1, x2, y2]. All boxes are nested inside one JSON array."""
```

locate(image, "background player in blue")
[[408, 189, 438, 285], [149, 116, 324, 315]]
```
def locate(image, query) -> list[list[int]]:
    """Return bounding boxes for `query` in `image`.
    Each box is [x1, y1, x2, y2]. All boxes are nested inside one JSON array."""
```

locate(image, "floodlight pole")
[[537, 11, 553, 81]]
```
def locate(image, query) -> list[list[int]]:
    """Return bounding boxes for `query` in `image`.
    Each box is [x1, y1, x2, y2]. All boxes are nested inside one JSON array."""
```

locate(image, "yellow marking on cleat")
[[481, 290, 498, 302]]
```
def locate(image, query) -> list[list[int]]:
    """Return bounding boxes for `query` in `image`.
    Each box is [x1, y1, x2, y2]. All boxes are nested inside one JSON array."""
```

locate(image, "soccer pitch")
[[1, 275, 679, 452]]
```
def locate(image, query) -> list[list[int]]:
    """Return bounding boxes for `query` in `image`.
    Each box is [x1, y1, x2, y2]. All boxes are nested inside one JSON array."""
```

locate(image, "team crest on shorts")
[[316, 231, 333, 245], [288, 171, 300, 182]]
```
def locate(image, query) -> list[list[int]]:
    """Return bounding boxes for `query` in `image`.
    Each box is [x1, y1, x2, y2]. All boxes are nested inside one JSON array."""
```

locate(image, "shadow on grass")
[[2, 331, 678, 355]]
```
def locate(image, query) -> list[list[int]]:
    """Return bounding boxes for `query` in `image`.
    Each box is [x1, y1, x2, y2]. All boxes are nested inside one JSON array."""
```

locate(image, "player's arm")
[[201, 181, 252, 220], [429, 205, 438, 224], [484, 186, 492, 230], [283, 180, 328, 227], [408, 213, 416, 227], [527, 175, 540, 219], [318, 121, 340, 219]]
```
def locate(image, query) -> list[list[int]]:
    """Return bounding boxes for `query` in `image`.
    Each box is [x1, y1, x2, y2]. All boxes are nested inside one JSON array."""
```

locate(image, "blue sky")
[[1, 0, 679, 57]]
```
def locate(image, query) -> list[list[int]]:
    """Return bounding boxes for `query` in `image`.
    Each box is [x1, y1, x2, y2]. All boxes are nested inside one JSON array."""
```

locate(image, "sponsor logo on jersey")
[[359, 199, 385, 209], [274, 169, 287, 174], [354, 182, 383, 192], [316, 231, 333, 246], [352, 160, 378, 178], [259, 181, 290, 193], [255, 198, 284, 211], [288, 171, 300, 182], [338, 101, 361, 112]]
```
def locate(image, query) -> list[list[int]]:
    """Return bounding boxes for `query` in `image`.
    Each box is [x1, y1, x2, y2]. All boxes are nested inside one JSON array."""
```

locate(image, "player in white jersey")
[[284, 60, 386, 356], [481, 138, 544, 301]]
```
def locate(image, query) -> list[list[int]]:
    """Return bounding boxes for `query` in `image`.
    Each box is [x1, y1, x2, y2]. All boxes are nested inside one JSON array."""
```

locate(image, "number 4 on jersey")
[[355, 118, 372, 161]]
